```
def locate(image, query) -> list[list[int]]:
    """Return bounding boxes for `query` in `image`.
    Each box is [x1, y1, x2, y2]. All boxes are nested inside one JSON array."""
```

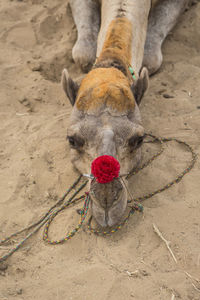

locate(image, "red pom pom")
[[91, 155, 120, 184]]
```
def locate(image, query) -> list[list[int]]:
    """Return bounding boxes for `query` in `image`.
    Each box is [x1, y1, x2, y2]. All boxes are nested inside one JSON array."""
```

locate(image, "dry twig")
[[184, 271, 200, 283], [171, 293, 175, 300], [184, 271, 200, 293], [16, 113, 29, 116], [153, 223, 177, 264], [125, 270, 139, 277], [191, 283, 200, 293], [54, 112, 69, 119]]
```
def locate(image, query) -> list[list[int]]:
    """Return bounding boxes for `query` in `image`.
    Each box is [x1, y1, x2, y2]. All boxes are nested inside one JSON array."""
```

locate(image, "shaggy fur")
[[97, 17, 132, 65]]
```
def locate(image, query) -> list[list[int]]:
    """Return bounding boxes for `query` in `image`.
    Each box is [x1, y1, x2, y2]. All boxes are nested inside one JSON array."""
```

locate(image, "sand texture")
[[0, 1, 200, 299]]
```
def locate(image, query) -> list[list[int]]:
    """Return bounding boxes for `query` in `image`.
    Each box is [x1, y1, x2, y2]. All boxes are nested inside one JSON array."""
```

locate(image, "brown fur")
[[76, 67, 135, 113], [98, 17, 133, 65], [76, 17, 135, 114]]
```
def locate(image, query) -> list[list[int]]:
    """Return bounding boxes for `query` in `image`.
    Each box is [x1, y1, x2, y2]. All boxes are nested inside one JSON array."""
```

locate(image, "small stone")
[[197, 106, 200, 109], [17, 288, 23, 295], [18, 97, 26, 103], [18, 97, 30, 106], [140, 269, 149, 276], [163, 93, 174, 99], [32, 55, 41, 60], [158, 89, 166, 95], [32, 64, 41, 72], [0, 262, 8, 271], [34, 97, 42, 102]]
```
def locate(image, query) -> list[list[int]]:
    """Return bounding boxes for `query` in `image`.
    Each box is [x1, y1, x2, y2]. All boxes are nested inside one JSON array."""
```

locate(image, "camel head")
[[62, 65, 148, 227]]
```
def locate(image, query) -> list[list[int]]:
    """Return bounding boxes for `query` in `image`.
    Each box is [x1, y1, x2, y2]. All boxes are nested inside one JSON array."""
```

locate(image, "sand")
[[0, 0, 200, 299]]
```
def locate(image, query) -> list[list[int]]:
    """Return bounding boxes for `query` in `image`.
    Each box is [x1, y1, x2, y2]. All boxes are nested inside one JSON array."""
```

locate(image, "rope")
[[43, 193, 90, 244], [0, 179, 88, 262], [87, 203, 143, 235], [88, 136, 197, 235], [0, 134, 197, 262]]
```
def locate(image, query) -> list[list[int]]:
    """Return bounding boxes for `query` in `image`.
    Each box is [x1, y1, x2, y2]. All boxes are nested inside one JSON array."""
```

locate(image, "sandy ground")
[[0, 0, 200, 299]]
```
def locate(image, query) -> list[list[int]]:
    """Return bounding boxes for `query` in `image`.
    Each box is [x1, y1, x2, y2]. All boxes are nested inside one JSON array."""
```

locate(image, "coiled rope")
[[0, 134, 197, 262]]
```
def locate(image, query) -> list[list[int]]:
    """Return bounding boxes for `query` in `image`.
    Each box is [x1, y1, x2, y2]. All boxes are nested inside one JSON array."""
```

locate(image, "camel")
[[62, 0, 193, 227]]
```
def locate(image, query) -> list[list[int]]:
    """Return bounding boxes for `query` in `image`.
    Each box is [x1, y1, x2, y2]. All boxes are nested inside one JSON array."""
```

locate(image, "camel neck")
[[96, 17, 132, 67]]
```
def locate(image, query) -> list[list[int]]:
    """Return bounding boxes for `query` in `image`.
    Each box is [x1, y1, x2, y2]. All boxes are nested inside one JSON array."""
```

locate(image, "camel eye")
[[68, 136, 75, 147], [67, 135, 85, 148], [128, 135, 144, 149]]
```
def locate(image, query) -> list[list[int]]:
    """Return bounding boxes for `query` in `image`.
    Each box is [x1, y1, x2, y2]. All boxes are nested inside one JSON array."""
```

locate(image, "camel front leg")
[[143, 0, 192, 75], [69, 0, 100, 72]]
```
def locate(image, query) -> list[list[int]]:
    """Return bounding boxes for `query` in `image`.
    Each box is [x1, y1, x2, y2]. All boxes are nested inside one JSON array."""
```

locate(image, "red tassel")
[[91, 155, 120, 184]]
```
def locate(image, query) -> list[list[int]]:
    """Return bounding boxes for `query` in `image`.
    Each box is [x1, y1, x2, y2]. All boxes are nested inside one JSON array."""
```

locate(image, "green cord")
[[128, 66, 137, 80]]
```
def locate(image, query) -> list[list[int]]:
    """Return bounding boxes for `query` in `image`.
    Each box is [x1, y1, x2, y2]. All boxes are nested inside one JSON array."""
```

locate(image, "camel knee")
[[72, 37, 96, 73], [143, 44, 163, 75]]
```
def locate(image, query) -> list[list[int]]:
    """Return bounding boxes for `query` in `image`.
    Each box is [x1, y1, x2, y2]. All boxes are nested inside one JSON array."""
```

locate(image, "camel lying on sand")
[[62, 0, 193, 227]]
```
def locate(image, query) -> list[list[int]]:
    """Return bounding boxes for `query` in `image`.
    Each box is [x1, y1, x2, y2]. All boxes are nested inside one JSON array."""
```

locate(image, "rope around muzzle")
[[0, 134, 197, 262]]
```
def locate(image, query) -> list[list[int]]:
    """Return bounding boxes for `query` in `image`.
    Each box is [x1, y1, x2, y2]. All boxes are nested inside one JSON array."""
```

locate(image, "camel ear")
[[131, 67, 149, 105], [61, 68, 79, 106]]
